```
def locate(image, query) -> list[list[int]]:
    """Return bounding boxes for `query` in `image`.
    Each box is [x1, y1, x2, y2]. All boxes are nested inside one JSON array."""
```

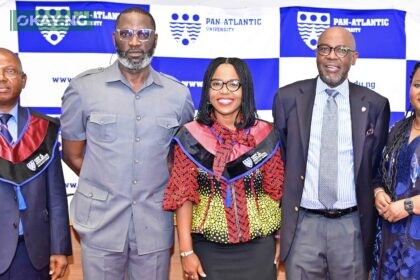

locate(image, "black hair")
[[195, 57, 257, 129], [380, 116, 411, 198], [410, 62, 420, 84], [115, 7, 156, 30]]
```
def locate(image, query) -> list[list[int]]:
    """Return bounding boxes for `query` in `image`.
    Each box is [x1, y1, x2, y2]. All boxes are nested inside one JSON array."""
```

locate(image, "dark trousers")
[[0, 238, 50, 280]]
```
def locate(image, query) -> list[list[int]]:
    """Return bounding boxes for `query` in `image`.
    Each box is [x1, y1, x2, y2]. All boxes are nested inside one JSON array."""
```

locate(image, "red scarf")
[[211, 121, 255, 180]]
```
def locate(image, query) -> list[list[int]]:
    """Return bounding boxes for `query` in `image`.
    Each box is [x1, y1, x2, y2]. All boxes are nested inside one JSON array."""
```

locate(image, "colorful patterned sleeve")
[[261, 148, 284, 201], [163, 144, 200, 211]]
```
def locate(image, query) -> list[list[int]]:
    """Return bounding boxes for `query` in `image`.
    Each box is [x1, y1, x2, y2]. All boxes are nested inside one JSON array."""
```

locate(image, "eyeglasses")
[[0, 68, 23, 79], [317, 45, 355, 58], [210, 79, 242, 92], [115, 29, 155, 42]]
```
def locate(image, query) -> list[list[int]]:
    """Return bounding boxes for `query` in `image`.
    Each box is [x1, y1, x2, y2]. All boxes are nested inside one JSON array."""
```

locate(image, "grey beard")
[[117, 52, 153, 71]]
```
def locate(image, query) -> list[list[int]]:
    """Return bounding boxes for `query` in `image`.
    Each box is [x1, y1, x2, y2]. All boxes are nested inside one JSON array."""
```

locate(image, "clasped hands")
[[374, 188, 409, 223]]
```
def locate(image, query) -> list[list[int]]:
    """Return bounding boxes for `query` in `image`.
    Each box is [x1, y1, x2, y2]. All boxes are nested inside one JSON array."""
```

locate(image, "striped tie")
[[0, 113, 13, 143]]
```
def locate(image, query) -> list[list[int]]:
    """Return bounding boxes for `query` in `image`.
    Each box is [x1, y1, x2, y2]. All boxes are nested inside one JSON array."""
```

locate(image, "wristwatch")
[[404, 198, 414, 214]]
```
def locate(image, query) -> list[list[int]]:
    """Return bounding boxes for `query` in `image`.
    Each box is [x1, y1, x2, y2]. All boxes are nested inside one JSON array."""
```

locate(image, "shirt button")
[[88, 192, 93, 198], [134, 159, 139, 164], [136, 116, 141, 121], [300, 175, 304, 180], [133, 180, 137, 184], [132, 201, 136, 205], [294, 206, 299, 212], [136, 137, 140, 142], [135, 95, 140, 100]]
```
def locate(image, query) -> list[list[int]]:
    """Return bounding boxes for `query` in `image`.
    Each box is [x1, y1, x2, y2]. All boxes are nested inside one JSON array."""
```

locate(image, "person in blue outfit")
[[371, 62, 420, 279], [0, 48, 71, 280]]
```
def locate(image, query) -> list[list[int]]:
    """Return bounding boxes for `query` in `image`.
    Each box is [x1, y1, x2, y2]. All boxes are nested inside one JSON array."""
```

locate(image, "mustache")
[[117, 49, 144, 57]]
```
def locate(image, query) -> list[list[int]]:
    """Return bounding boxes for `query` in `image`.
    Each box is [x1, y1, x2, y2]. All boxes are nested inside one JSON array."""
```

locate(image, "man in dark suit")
[[0, 48, 72, 280], [273, 27, 390, 279]]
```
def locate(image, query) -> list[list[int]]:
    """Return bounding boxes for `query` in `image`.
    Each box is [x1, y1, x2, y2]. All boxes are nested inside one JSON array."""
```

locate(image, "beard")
[[319, 72, 346, 88], [318, 66, 348, 88], [116, 48, 155, 71]]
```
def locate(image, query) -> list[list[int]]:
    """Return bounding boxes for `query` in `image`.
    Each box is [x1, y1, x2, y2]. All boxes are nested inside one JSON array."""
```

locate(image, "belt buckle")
[[324, 209, 341, 218]]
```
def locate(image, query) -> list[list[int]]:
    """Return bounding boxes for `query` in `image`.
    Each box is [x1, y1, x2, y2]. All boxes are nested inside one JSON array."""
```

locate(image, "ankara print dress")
[[372, 134, 420, 280]]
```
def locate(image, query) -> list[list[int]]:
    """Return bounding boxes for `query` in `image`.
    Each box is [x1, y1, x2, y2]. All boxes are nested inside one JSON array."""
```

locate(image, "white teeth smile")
[[326, 65, 339, 71], [218, 98, 233, 105]]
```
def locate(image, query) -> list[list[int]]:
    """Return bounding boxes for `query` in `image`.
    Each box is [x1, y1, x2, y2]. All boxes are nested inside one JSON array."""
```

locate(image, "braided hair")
[[380, 116, 412, 198], [380, 62, 420, 198]]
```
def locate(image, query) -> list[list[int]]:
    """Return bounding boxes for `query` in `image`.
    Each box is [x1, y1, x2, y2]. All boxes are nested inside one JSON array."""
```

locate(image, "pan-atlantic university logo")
[[169, 13, 202, 46], [36, 6, 70, 45], [297, 11, 330, 50]]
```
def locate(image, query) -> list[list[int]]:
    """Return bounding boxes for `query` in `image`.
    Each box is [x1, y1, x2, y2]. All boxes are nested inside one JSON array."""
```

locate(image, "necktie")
[[318, 89, 339, 209], [0, 113, 13, 143]]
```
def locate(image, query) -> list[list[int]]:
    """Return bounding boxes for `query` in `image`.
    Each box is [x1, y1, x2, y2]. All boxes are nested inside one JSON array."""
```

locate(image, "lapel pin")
[[361, 106, 367, 112]]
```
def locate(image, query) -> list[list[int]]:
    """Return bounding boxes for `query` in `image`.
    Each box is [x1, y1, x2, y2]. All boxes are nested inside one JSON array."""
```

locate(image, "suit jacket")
[[0, 106, 72, 273], [272, 78, 390, 268]]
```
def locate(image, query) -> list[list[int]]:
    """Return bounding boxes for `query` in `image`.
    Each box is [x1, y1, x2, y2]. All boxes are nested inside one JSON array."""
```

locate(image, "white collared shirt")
[[300, 77, 357, 209]]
